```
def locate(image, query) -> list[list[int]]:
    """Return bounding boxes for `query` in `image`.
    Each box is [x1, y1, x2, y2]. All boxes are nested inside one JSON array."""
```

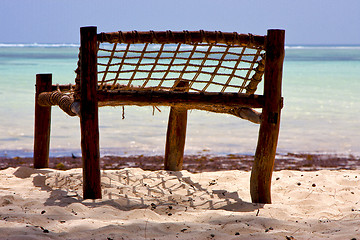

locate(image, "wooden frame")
[[251, 29, 285, 203], [164, 80, 189, 171], [79, 26, 102, 199], [34, 26, 285, 203], [34, 74, 52, 168]]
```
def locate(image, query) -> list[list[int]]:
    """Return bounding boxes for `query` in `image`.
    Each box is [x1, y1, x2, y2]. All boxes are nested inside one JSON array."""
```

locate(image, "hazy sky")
[[1, 0, 359, 45]]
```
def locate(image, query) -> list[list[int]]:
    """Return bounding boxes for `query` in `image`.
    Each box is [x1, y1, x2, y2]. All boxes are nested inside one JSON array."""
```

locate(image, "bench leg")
[[164, 107, 187, 171], [250, 29, 285, 204], [34, 74, 52, 168], [80, 26, 101, 199], [250, 113, 281, 203], [80, 111, 101, 199]]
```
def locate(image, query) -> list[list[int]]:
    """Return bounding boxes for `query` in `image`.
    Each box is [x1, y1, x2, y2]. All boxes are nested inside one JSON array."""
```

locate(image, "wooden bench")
[[34, 26, 285, 203]]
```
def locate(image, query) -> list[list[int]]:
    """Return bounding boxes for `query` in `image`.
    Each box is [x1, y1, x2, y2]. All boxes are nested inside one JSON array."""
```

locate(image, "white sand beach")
[[0, 167, 359, 239]]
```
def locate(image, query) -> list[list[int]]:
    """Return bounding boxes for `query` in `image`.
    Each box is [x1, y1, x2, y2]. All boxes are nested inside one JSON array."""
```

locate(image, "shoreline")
[[1, 153, 359, 172]]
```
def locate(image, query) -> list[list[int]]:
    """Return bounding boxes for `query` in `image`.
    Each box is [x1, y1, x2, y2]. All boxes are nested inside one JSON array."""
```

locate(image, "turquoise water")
[[0, 45, 359, 157]]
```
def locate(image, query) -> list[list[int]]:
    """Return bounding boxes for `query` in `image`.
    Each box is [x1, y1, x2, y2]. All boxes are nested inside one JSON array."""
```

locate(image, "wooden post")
[[34, 74, 52, 168], [250, 29, 285, 204], [164, 81, 188, 171], [80, 26, 102, 199]]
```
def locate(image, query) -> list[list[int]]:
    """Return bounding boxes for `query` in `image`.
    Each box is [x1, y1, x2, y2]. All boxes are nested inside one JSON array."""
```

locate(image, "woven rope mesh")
[[97, 42, 265, 94]]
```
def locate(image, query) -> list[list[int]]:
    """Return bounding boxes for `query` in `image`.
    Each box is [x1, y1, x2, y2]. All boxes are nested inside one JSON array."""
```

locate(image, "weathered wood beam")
[[250, 29, 285, 204], [98, 30, 266, 49], [50, 84, 75, 92], [97, 91, 264, 109], [37, 90, 264, 123], [80, 26, 102, 199], [34, 74, 52, 168], [164, 81, 189, 171]]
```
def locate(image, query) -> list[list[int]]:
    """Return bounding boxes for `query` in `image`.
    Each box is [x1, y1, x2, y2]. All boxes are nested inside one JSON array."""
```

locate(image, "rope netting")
[[96, 42, 265, 94], [39, 31, 267, 122]]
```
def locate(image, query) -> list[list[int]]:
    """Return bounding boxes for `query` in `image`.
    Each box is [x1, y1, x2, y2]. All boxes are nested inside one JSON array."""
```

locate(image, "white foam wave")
[[0, 43, 79, 48], [2, 43, 359, 50], [285, 45, 360, 50]]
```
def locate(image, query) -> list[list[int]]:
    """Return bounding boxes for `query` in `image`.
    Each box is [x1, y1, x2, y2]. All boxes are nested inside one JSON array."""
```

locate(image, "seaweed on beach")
[[0, 153, 359, 172]]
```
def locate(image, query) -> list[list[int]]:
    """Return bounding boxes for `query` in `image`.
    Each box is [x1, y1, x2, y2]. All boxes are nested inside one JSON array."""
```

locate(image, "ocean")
[[0, 44, 359, 158]]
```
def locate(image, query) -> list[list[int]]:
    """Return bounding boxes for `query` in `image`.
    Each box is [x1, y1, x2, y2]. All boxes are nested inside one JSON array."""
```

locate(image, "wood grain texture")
[[97, 91, 264, 109], [80, 26, 102, 199], [34, 74, 52, 168], [164, 81, 189, 171], [250, 29, 285, 204], [98, 30, 266, 49]]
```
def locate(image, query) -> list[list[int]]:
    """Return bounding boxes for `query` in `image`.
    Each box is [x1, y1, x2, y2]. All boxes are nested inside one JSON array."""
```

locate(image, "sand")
[[0, 166, 359, 239]]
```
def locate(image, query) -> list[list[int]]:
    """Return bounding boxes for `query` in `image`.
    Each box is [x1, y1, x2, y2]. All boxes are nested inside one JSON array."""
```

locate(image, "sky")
[[1, 0, 359, 45]]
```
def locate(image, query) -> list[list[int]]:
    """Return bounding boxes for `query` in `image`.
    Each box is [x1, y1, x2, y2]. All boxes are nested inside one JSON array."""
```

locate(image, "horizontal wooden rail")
[[43, 87, 265, 109], [97, 90, 265, 109], [51, 84, 75, 92], [98, 30, 266, 49], [38, 90, 264, 122]]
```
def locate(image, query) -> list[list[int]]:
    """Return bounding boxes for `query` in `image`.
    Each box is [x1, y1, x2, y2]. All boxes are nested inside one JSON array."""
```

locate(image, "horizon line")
[[1, 43, 360, 48]]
